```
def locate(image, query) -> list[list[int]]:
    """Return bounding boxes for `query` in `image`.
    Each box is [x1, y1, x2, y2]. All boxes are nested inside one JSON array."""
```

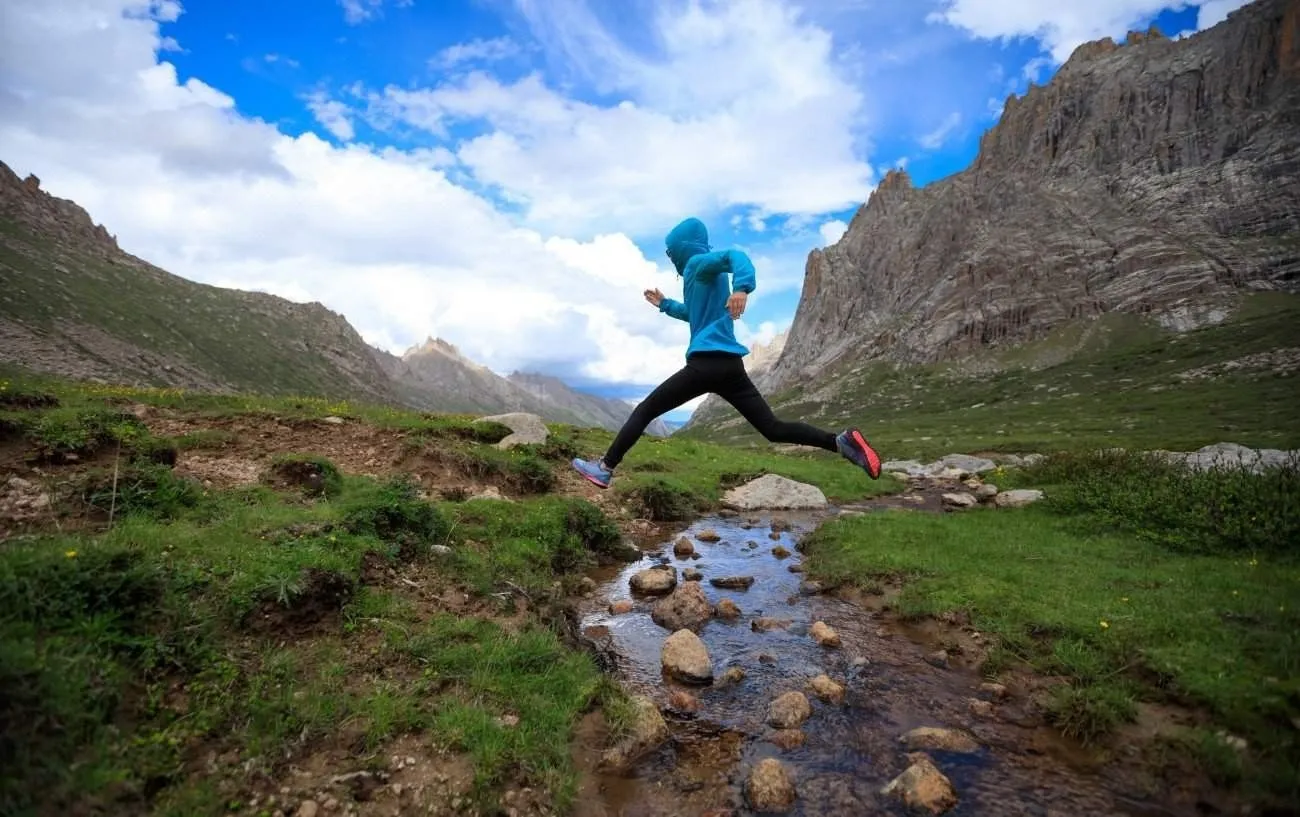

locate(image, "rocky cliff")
[[763, 0, 1300, 393]]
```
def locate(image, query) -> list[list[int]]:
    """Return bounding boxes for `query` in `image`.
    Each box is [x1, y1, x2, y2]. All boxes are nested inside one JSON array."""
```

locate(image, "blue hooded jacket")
[[659, 217, 756, 358]]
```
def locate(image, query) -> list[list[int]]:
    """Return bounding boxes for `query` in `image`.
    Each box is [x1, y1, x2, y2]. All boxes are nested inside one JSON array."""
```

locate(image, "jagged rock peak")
[[0, 159, 120, 252]]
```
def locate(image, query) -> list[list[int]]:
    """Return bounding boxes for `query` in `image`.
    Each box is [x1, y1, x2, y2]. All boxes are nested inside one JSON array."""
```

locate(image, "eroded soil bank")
[[569, 491, 1236, 817]]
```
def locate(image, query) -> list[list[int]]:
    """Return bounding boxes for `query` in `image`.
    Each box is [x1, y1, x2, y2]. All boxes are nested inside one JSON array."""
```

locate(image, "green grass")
[[685, 293, 1300, 459], [0, 464, 622, 815], [800, 454, 1300, 807]]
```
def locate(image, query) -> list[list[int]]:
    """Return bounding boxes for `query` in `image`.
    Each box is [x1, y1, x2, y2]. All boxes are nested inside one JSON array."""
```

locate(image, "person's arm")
[[726, 249, 756, 294], [659, 297, 689, 321]]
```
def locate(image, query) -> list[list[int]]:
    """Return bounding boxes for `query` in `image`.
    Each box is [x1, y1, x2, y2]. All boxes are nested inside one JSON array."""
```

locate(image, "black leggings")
[[603, 352, 838, 468]]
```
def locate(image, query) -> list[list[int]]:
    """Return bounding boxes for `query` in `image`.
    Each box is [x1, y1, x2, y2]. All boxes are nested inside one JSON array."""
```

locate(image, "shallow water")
[[573, 504, 1213, 817]]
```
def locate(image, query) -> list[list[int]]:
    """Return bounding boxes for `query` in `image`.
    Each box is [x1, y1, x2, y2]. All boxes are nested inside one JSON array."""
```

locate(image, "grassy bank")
[[685, 293, 1300, 459], [0, 372, 893, 815], [801, 451, 1300, 806]]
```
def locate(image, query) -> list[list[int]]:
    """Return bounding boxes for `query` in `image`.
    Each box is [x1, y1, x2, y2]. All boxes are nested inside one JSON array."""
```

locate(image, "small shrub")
[[342, 475, 450, 558], [447, 448, 556, 494], [528, 436, 579, 462], [506, 451, 556, 494], [76, 463, 204, 521], [627, 478, 698, 521], [266, 453, 343, 498], [27, 408, 146, 462], [128, 435, 179, 467], [562, 499, 633, 566], [0, 389, 58, 409], [1044, 681, 1138, 746]]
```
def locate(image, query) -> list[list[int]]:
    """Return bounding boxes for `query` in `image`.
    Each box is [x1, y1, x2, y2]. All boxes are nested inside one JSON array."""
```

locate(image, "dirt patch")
[[246, 568, 355, 637], [177, 453, 263, 488]]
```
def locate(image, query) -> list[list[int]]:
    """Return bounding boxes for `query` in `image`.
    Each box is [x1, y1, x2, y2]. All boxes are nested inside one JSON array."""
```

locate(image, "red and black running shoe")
[[836, 428, 882, 480]]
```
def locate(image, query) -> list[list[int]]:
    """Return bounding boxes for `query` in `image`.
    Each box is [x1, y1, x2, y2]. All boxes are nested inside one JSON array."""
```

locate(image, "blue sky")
[[0, 0, 1239, 421]]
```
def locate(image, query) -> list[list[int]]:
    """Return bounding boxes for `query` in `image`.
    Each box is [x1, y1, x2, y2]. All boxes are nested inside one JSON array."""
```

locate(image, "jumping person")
[[571, 216, 882, 489]]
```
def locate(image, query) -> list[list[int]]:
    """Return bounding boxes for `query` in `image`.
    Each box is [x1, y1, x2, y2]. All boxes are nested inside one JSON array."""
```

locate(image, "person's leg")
[[572, 361, 711, 488], [714, 358, 883, 479]]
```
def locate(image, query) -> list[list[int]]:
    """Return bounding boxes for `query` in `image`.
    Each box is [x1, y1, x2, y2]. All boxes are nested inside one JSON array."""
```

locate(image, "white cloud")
[[433, 36, 520, 69], [819, 219, 848, 246], [0, 0, 715, 390], [1196, 0, 1250, 30], [918, 111, 962, 149], [927, 1, 1232, 64], [365, 0, 875, 237], [305, 91, 356, 141], [339, 0, 411, 25]]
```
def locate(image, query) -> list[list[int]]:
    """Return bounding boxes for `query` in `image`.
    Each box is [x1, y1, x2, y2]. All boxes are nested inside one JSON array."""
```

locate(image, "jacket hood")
[[665, 217, 710, 274]]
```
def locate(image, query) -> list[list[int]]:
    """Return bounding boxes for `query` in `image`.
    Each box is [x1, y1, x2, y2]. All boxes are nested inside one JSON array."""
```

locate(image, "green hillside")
[[684, 293, 1300, 459]]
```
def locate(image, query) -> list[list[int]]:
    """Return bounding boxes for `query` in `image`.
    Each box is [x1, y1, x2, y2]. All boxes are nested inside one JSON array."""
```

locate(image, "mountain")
[[0, 163, 399, 404], [688, 0, 1300, 436], [0, 160, 669, 435]]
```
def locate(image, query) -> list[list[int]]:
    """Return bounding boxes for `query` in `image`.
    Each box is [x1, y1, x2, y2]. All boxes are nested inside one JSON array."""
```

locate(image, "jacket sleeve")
[[726, 249, 756, 294], [659, 298, 689, 321]]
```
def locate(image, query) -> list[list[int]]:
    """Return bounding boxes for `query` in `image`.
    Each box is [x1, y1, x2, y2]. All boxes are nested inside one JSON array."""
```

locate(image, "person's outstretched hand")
[[727, 290, 748, 319], [644, 288, 664, 307]]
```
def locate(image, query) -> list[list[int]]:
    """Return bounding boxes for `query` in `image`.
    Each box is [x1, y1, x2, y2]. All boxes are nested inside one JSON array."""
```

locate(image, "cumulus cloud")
[[819, 219, 848, 246], [0, 0, 704, 389], [305, 91, 356, 141], [929, 0, 1238, 64], [363, 0, 875, 237]]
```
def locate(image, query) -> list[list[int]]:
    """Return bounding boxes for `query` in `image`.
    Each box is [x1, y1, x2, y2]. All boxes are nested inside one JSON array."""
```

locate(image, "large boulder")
[[475, 412, 549, 449], [661, 629, 713, 684], [651, 581, 714, 632], [722, 474, 828, 511]]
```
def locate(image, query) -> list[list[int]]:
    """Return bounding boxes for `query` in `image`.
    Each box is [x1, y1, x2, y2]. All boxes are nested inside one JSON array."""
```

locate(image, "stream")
[[568, 492, 1210, 817]]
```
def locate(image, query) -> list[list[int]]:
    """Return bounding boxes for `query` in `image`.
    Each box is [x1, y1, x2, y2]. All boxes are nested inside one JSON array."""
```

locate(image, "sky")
[[0, 0, 1250, 422]]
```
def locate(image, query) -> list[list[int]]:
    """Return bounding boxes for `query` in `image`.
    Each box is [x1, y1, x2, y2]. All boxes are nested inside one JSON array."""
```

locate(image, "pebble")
[[810, 621, 840, 648], [296, 801, 319, 817]]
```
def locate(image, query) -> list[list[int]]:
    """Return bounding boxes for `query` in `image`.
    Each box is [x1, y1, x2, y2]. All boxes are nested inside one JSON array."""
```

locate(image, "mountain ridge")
[[0, 160, 669, 435]]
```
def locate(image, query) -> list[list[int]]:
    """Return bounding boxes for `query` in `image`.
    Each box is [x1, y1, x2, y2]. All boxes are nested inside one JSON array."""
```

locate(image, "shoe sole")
[[573, 461, 610, 489], [849, 430, 882, 480]]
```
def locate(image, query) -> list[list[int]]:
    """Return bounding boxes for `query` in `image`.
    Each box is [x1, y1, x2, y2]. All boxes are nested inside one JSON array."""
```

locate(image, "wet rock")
[[669, 690, 700, 713], [900, 727, 980, 754], [579, 576, 597, 595], [751, 617, 792, 633], [651, 581, 714, 632], [746, 758, 797, 812], [600, 695, 669, 771], [723, 474, 828, 511], [800, 581, 825, 595], [808, 674, 845, 704], [993, 489, 1045, 508], [710, 576, 755, 590], [476, 412, 549, 449], [609, 599, 634, 615], [661, 629, 713, 684], [630, 566, 677, 595], [881, 752, 958, 814], [935, 454, 997, 476], [720, 666, 747, 685], [968, 698, 994, 718], [926, 649, 950, 668], [768, 729, 807, 750], [674, 537, 696, 557], [747, 540, 760, 549], [767, 691, 812, 729], [697, 529, 722, 542], [683, 568, 703, 582], [715, 598, 742, 619], [974, 483, 999, 501], [771, 545, 792, 559], [787, 564, 804, 573], [810, 621, 841, 648], [297, 802, 320, 817], [941, 492, 977, 509], [768, 531, 783, 540], [771, 516, 792, 531], [758, 653, 777, 664], [978, 682, 1008, 699]]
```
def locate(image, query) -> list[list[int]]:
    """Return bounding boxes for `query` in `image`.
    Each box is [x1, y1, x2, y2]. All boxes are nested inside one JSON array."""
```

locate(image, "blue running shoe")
[[836, 429, 882, 480], [572, 457, 613, 489]]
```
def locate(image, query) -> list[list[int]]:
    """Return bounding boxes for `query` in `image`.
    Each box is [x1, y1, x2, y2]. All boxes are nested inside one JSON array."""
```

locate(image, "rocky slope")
[[0, 161, 667, 434], [762, 0, 1300, 395]]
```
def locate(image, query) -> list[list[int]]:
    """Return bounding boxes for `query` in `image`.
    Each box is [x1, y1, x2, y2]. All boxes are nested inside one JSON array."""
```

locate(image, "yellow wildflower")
[[1100, 620, 1109, 629], [65, 550, 77, 558]]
